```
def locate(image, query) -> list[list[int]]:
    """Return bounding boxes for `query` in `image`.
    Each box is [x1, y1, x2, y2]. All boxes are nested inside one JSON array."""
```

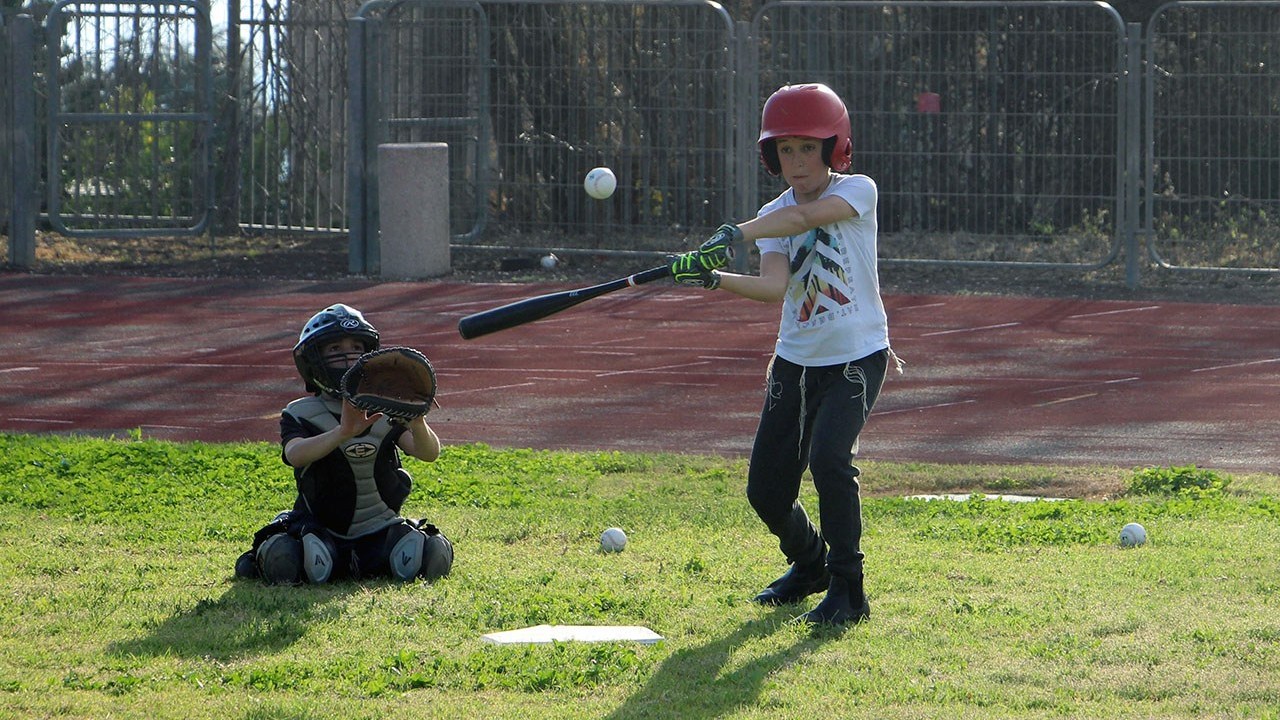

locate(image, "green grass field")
[[1, 432, 1278, 719]]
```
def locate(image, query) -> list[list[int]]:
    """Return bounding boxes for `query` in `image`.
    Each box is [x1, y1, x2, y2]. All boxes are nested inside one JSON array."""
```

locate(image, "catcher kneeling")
[[235, 303, 454, 585]]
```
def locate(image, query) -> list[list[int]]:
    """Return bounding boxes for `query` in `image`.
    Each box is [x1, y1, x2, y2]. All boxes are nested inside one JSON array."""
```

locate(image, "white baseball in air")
[[540, 253, 559, 269], [1119, 522, 1147, 547], [584, 167, 617, 200], [600, 527, 627, 552]]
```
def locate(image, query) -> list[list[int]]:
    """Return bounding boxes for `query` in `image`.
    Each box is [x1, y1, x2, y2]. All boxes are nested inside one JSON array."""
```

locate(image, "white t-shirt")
[[755, 173, 890, 366]]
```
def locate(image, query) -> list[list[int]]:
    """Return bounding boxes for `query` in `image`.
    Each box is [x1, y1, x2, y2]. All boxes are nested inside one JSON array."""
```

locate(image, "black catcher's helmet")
[[293, 304, 380, 394]]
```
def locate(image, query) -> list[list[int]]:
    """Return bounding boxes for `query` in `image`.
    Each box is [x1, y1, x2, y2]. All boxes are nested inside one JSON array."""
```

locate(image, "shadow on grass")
[[605, 607, 845, 720], [109, 577, 358, 661]]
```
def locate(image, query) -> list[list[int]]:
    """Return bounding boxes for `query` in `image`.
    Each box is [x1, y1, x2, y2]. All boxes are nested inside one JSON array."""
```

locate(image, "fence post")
[[733, 19, 755, 274], [6, 14, 35, 268], [1123, 22, 1143, 289], [215, 0, 243, 234], [346, 17, 369, 274]]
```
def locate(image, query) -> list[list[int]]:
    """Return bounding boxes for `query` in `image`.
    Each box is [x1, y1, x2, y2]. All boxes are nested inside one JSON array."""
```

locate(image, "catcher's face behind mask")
[[294, 304, 380, 395]]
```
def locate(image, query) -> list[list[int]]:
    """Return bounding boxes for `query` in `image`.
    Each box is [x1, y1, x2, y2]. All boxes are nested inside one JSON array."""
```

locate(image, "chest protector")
[[284, 396, 409, 539]]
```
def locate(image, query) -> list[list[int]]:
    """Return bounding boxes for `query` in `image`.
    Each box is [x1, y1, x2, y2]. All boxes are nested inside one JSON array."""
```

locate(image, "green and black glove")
[[669, 253, 721, 289], [695, 223, 741, 270]]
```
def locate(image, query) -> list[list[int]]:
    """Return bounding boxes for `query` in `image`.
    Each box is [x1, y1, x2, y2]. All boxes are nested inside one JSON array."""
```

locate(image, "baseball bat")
[[458, 265, 671, 340]]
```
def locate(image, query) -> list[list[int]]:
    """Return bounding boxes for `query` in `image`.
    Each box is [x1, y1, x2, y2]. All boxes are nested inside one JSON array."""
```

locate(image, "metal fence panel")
[[754, 1, 1128, 267], [18, 0, 1280, 284], [353, 0, 737, 260], [1145, 0, 1280, 273], [44, 0, 213, 236], [232, 0, 353, 234]]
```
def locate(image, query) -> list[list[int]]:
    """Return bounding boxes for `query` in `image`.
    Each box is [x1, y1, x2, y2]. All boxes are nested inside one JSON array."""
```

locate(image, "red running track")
[[4, 272, 1279, 472]]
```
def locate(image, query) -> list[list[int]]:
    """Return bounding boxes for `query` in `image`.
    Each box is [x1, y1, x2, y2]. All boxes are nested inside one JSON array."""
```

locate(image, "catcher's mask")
[[758, 83, 853, 176], [294, 304, 380, 395]]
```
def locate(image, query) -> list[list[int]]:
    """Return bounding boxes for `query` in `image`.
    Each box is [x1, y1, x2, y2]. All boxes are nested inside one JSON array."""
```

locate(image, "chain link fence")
[[4, 0, 1280, 281], [349, 0, 738, 264], [43, 0, 213, 236], [754, 1, 1128, 269], [1145, 1, 1280, 273], [228, 0, 351, 233]]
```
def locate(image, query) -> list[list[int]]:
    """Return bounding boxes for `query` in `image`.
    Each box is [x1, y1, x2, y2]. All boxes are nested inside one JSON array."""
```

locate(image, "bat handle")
[[628, 265, 673, 287]]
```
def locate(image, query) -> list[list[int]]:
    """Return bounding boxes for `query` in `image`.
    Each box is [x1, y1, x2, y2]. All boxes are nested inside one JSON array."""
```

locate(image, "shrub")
[[1126, 464, 1231, 498]]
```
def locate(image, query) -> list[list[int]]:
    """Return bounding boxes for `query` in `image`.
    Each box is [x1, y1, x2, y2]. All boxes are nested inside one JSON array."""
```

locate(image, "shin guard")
[[302, 532, 337, 584], [420, 531, 454, 582]]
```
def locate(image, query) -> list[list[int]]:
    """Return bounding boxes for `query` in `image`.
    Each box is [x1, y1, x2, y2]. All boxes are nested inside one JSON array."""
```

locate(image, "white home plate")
[[481, 624, 663, 645], [907, 493, 1064, 502]]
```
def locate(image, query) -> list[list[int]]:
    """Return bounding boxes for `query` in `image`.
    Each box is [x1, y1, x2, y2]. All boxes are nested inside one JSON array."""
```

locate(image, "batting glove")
[[669, 252, 703, 284], [696, 223, 741, 270], [675, 269, 720, 290], [671, 254, 721, 290]]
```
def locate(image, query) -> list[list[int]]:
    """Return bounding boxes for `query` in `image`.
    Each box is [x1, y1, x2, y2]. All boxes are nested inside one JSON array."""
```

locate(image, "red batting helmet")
[[758, 83, 853, 175]]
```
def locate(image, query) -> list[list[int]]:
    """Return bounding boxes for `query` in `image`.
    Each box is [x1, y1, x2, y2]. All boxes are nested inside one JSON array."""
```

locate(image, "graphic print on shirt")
[[788, 227, 856, 324]]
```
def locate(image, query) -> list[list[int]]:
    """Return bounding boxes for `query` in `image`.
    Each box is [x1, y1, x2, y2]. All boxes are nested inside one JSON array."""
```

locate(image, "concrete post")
[[376, 143, 450, 279]]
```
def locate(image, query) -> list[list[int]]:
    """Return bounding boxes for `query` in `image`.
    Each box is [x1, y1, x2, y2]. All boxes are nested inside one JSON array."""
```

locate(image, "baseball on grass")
[[584, 167, 617, 200], [600, 527, 628, 553], [1119, 522, 1147, 547], [540, 253, 559, 269]]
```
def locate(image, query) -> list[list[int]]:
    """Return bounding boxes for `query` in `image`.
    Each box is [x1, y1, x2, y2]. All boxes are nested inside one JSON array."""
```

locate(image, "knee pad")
[[302, 532, 337, 584], [387, 525, 426, 581], [385, 523, 454, 582], [256, 533, 303, 585], [420, 531, 454, 582]]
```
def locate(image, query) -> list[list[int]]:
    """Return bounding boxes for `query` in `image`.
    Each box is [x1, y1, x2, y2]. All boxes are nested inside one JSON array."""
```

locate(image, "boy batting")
[[669, 83, 901, 625]]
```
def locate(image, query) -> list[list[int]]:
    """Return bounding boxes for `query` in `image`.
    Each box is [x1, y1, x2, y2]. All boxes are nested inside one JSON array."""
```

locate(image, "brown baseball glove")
[[340, 346, 438, 421]]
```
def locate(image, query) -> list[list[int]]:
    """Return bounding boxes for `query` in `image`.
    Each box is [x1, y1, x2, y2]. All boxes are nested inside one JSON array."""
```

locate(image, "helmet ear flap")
[[760, 138, 781, 175], [828, 137, 853, 172]]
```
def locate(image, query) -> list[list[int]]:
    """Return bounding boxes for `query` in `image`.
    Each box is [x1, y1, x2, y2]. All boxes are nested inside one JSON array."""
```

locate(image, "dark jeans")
[[746, 349, 888, 581]]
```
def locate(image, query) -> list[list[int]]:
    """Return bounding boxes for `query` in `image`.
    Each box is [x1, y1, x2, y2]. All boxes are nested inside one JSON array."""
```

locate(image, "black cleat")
[[799, 575, 870, 626], [752, 557, 830, 606], [234, 550, 259, 580]]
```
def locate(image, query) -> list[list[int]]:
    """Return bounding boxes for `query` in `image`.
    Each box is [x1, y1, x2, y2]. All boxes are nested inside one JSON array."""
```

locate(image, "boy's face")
[[322, 335, 368, 371], [775, 136, 832, 200]]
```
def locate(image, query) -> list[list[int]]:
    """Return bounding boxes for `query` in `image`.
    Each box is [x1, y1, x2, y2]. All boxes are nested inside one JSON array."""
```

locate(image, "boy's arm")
[[696, 195, 857, 301], [737, 195, 857, 243], [396, 417, 441, 462], [713, 252, 790, 302]]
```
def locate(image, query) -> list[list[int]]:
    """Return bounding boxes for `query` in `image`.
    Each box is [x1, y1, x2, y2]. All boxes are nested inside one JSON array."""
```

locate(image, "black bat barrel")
[[458, 265, 670, 340]]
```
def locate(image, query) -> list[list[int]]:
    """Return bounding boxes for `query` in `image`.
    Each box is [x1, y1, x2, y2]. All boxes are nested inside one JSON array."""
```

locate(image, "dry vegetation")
[[3, 230, 1280, 306]]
